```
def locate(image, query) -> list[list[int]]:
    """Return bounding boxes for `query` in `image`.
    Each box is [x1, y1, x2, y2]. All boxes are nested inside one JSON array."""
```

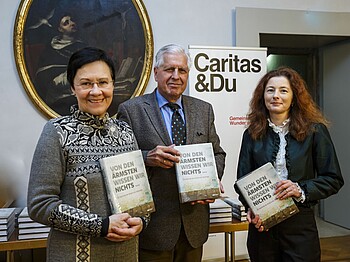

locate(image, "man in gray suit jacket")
[[117, 44, 226, 262]]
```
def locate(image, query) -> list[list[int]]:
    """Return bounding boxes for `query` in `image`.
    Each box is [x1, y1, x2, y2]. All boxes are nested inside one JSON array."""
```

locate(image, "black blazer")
[[235, 123, 343, 208]]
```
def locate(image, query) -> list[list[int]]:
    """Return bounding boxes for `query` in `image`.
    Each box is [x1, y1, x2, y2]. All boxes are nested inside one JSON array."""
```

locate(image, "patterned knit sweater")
[[28, 107, 141, 261]]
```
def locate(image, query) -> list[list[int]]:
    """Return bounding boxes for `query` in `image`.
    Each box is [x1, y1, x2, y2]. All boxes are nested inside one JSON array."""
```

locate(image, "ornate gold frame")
[[14, 0, 153, 118]]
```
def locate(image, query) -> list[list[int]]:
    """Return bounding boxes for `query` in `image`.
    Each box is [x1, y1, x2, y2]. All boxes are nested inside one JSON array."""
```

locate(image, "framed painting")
[[14, 0, 153, 118]]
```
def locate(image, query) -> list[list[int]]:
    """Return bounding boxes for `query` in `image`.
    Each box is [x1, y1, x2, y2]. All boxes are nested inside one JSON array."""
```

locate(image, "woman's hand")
[[105, 213, 143, 242], [275, 180, 301, 200], [247, 208, 265, 232]]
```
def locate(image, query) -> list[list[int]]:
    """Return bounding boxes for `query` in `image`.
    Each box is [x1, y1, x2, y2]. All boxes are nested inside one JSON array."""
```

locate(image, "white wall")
[[2, 0, 350, 259]]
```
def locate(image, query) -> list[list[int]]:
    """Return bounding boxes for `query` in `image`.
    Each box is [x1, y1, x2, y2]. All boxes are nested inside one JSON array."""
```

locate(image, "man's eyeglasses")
[[76, 80, 114, 90]]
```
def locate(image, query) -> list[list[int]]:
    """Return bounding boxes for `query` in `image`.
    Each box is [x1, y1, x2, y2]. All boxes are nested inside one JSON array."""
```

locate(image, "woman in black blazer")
[[235, 67, 344, 262]]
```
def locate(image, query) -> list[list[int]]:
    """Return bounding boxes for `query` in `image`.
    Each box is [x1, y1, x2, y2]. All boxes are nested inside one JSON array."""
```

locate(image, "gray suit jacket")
[[117, 89, 226, 250]]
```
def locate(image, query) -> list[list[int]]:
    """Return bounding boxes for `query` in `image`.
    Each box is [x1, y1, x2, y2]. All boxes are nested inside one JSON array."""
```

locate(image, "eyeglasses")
[[76, 80, 114, 90]]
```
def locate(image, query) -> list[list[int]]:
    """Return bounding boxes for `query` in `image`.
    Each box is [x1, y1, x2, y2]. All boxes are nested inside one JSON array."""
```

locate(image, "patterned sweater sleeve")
[[27, 121, 103, 237]]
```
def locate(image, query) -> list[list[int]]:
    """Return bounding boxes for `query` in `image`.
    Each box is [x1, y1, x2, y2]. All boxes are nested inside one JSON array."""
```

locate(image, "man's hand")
[[145, 145, 181, 168], [190, 199, 215, 205]]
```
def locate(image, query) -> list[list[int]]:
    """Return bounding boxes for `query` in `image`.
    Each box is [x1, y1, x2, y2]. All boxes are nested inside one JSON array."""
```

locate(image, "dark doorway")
[[259, 33, 350, 227], [260, 33, 350, 105]]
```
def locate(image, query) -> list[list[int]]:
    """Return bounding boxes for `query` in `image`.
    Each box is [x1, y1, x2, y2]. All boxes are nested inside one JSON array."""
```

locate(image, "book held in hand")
[[235, 162, 299, 230], [174, 143, 221, 203], [99, 150, 155, 217]]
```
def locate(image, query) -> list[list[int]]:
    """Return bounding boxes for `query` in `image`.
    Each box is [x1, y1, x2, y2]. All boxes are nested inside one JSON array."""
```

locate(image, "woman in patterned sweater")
[[28, 47, 147, 261]]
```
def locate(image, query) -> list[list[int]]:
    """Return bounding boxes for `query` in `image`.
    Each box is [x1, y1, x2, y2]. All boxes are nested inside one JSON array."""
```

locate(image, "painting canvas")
[[14, 0, 153, 118]]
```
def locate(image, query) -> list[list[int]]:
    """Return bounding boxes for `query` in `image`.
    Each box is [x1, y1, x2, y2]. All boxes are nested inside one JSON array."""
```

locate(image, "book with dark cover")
[[231, 211, 247, 222], [174, 143, 221, 203], [235, 162, 299, 230], [222, 197, 245, 211], [209, 199, 232, 213], [99, 150, 155, 217]]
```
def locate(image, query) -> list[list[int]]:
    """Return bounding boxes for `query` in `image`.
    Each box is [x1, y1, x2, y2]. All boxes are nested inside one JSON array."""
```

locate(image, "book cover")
[[0, 236, 8, 242], [209, 199, 232, 213], [0, 222, 15, 241], [231, 211, 247, 222], [235, 162, 299, 230], [210, 212, 232, 218], [0, 207, 16, 224], [19, 226, 50, 235], [222, 197, 245, 211], [18, 232, 49, 240], [231, 208, 247, 217], [17, 207, 33, 223], [0, 221, 15, 236], [99, 150, 155, 217], [18, 221, 47, 229], [174, 143, 221, 203], [210, 216, 232, 223], [0, 224, 9, 230]]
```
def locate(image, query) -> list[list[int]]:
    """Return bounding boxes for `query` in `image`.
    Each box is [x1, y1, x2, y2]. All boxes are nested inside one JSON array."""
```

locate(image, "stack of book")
[[18, 207, 50, 240], [209, 199, 232, 223], [0, 208, 16, 242], [222, 197, 247, 222]]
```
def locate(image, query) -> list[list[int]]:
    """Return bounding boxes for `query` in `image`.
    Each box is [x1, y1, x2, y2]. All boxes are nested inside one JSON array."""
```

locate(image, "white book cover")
[[210, 199, 231, 209], [19, 226, 50, 235], [99, 150, 155, 217], [18, 221, 47, 229], [210, 212, 232, 219], [174, 143, 221, 203], [18, 232, 49, 240], [235, 162, 299, 229], [210, 216, 232, 223]]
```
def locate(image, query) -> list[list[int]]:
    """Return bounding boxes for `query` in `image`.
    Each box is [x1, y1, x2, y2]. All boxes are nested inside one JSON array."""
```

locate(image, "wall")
[[321, 40, 350, 229], [3, 0, 350, 205], [1, 0, 350, 259], [235, 7, 350, 47]]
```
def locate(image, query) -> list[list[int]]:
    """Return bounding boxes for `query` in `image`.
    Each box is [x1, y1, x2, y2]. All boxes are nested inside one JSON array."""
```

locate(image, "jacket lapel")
[[182, 96, 196, 144], [143, 91, 172, 145]]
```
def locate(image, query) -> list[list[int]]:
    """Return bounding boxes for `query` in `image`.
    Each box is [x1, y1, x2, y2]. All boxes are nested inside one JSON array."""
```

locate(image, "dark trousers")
[[139, 227, 203, 262], [247, 207, 321, 262]]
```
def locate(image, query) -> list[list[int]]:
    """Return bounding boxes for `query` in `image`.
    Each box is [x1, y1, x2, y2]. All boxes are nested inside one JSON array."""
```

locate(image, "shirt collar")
[[156, 89, 183, 109], [268, 118, 290, 134]]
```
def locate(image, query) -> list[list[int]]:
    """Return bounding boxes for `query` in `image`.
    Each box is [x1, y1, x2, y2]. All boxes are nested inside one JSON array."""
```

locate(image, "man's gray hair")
[[154, 44, 192, 69]]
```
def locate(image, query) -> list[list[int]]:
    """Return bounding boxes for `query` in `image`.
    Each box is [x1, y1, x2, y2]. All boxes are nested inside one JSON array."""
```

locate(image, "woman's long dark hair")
[[247, 67, 328, 141]]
